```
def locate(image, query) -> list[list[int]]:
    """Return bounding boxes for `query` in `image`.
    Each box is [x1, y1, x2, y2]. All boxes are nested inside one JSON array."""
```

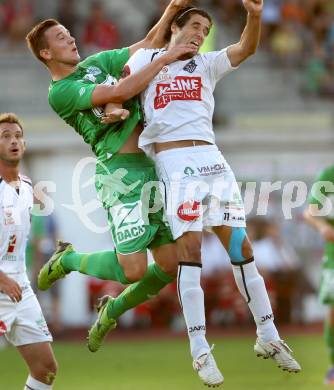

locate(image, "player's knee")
[[178, 235, 201, 261], [124, 262, 147, 282], [242, 236, 253, 259], [157, 258, 177, 278], [228, 227, 253, 263], [33, 358, 58, 385]]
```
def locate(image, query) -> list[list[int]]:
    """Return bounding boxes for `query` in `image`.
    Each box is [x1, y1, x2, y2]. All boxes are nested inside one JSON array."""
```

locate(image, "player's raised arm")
[[227, 0, 263, 67], [128, 0, 192, 55], [92, 43, 197, 106]]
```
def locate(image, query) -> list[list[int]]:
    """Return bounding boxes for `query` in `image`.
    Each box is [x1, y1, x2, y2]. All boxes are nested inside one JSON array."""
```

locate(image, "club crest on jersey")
[[183, 59, 197, 73], [87, 66, 102, 76], [177, 200, 201, 222], [154, 76, 202, 109]]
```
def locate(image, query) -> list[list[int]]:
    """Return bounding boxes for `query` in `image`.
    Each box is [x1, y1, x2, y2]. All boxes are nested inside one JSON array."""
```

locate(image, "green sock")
[[61, 250, 129, 284], [107, 262, 174, 319], [324, 321, 334, 365]]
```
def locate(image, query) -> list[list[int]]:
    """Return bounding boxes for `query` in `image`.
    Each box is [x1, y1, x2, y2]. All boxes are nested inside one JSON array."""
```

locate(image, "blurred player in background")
[[304, 165, 334, 385], [121, 1, 301, 385], [25, 0, 197, 355], [0, 113, 57, 390]]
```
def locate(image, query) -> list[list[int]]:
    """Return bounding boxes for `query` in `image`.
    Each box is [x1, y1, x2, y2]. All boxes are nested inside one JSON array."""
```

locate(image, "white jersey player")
[[0, 113, 57, 390], [122, 2, 301, 386]]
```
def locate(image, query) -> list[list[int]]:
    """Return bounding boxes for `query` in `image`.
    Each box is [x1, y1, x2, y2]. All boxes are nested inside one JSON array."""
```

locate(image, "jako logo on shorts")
[[177, 201, 201, 221]]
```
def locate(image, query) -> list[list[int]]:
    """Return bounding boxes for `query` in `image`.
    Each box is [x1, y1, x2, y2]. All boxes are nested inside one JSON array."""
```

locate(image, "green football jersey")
[[309, 165, 334, 259], [48, 48, 142, 162]]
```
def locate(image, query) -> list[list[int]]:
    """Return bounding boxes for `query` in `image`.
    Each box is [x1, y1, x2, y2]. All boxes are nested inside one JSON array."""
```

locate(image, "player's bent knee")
[[242, 236, 253, 259], [177, 236, 201, 261], [124, 263, 147, 282], [32, 359, 58, 385], [156, 259, 177, 278], [229, 227, 253, 264]]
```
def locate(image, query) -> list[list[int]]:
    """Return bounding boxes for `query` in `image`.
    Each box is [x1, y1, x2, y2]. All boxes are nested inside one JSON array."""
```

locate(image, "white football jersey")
[[0, 175, 33, 285], [126, 47, 237, 157]]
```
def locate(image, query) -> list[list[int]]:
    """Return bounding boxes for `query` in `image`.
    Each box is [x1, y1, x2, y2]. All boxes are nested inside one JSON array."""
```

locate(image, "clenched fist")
[[242, 0, 263, 16]]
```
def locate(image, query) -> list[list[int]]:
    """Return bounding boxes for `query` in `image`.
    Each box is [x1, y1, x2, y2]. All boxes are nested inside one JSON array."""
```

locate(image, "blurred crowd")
[[0, 0, 121, 56], [1, 0, 334, 98], [213, 0, 334, 98]]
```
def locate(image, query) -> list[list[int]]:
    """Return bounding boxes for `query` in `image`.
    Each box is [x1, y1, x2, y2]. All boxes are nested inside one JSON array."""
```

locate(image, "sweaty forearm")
[[111, 56, 167, 102]]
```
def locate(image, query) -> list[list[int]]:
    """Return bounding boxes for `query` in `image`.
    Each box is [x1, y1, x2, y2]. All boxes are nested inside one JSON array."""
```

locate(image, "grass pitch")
[[0, 334, 329, 390]]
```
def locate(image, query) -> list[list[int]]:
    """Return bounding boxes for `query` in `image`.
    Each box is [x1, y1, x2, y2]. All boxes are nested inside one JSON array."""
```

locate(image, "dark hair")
[[26, 19, 60, 64], [164, 6, 212, 42], [0, 113, 23, 132]]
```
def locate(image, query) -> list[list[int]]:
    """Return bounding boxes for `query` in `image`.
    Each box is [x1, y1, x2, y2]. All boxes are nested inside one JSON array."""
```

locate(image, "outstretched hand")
[[242, 0, 263, 16], [163, 43, 198, 64], [101, 108, 130, 124]]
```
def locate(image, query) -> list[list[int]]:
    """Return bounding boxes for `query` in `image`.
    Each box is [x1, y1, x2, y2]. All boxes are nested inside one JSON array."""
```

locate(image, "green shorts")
[[95, 153, 174, 255], [319, 254, 334, 304]]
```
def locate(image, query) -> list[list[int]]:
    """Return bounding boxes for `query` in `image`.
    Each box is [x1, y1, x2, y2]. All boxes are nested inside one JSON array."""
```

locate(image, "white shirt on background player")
[[125, 47, 237, 158], [0, 175, 33, 288]]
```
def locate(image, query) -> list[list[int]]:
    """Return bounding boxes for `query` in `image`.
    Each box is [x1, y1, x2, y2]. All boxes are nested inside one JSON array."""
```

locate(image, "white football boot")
[[193, 345, 224, 387], [254, 338, 301, 373]]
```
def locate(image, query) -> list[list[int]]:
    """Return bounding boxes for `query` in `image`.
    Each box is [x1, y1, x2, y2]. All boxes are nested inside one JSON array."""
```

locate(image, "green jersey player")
[[26, 0, 196, 353], [304, 165, 334, 385]]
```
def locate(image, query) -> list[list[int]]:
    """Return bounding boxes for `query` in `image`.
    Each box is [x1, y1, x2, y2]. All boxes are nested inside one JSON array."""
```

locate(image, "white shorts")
[[0, 285, 52, 346], [155, 145, 246, 240]]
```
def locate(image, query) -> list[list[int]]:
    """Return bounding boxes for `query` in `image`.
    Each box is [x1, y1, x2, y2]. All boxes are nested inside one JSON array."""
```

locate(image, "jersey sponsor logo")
[[0, 321, 7, 336], [7, 234, 17, 253], [117, 225, 146, 244], [154, 76, 202, 109], [183, 59, 197, 74], [110, 201, 146, 244], [197, 163, 227, 176], [177, 200, 201, 221], [188, 325, 206, 333], [184, 166, 195, 176]]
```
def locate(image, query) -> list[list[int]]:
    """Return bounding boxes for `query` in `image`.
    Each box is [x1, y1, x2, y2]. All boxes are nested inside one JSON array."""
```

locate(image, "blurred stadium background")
[[1, 0, 334, 388]]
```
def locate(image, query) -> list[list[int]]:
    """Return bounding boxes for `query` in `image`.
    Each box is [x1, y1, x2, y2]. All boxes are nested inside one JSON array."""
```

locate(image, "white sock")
[[177, 262, 210, 359], [24, 375, 53, 390], [232, 261, 280, 342]]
